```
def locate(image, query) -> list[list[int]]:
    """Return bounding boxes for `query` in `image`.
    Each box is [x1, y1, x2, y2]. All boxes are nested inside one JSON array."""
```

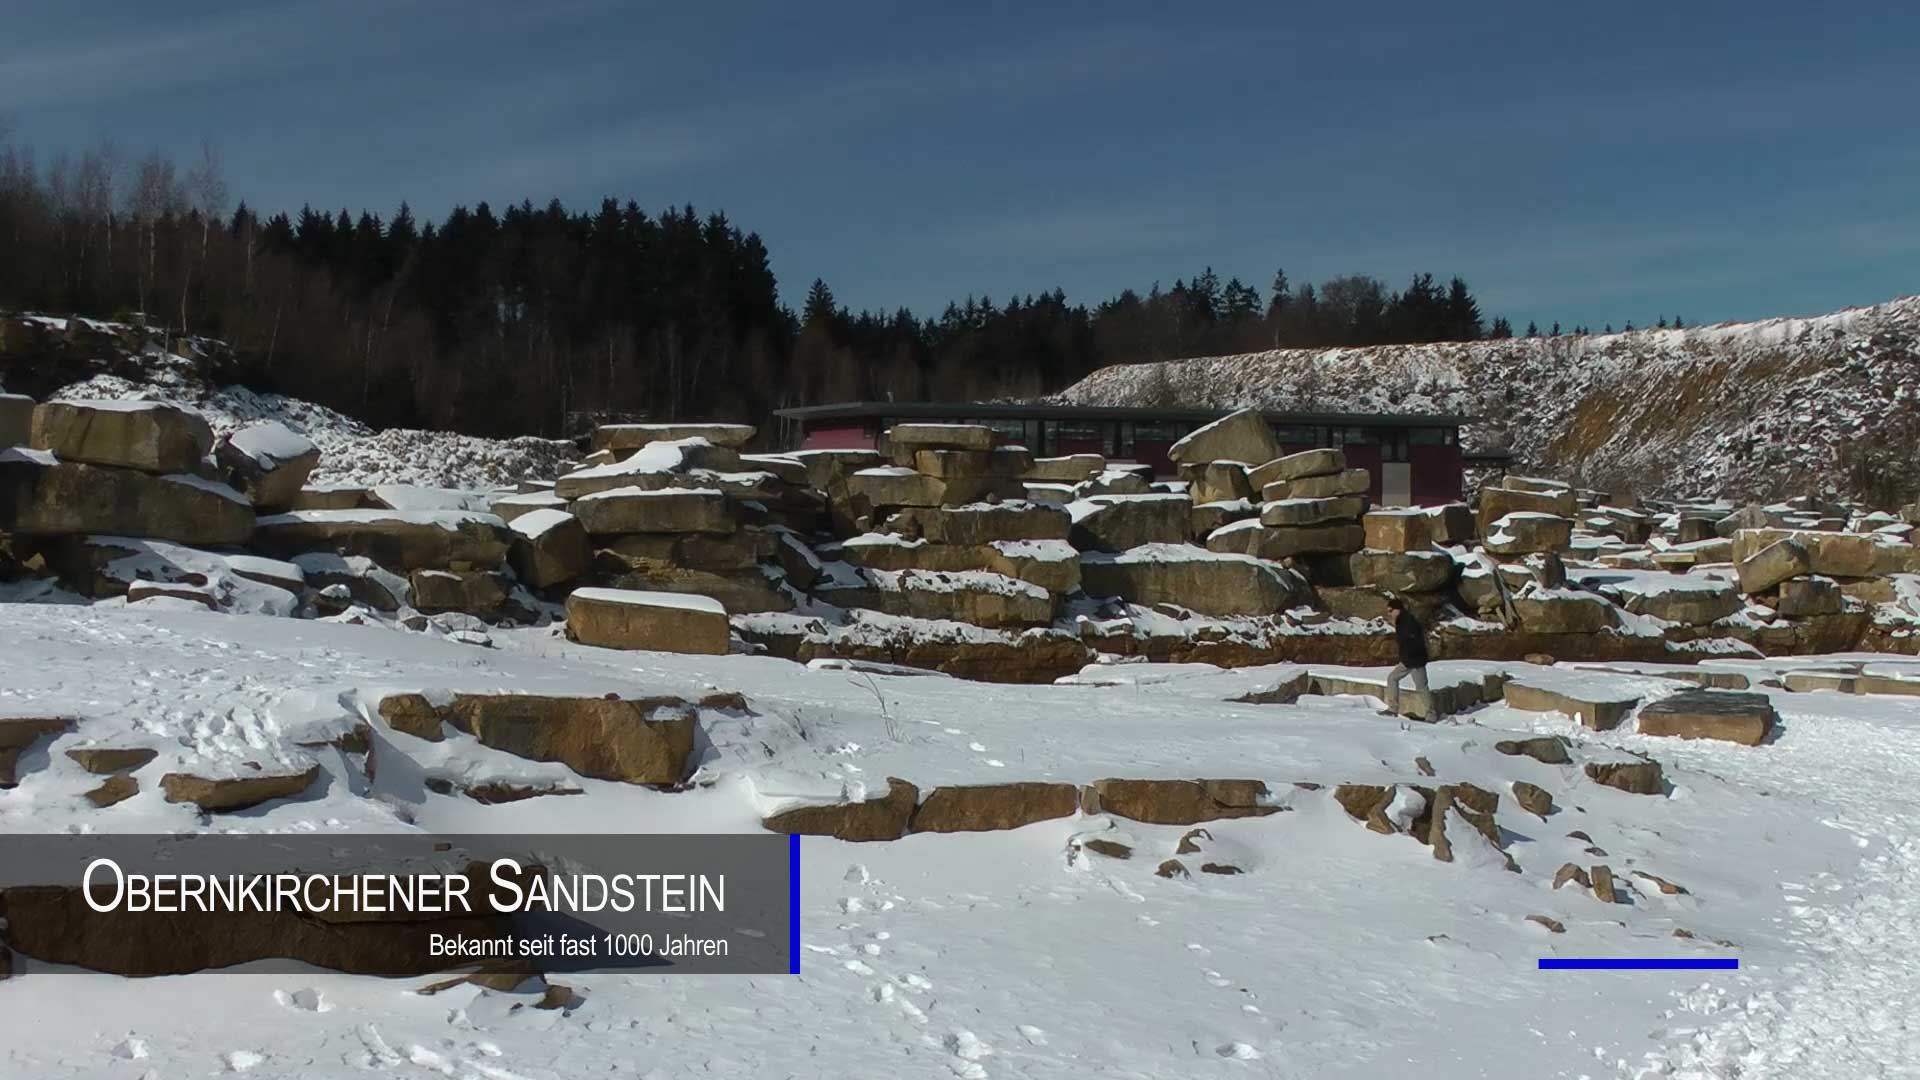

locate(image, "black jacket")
[[1394, 608, 1430, 669]]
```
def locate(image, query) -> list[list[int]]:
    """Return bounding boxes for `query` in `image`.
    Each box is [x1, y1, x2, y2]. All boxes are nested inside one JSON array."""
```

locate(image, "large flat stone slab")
[[1635, 690, 1776, 745]]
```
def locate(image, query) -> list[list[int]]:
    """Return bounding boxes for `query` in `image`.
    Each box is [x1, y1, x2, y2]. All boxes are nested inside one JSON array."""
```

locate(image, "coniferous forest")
[[0, 137, 1587, 439]]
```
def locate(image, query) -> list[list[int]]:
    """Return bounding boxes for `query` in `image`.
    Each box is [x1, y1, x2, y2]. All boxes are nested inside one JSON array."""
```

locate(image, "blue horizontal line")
[[1539, 958, 1737, 970]]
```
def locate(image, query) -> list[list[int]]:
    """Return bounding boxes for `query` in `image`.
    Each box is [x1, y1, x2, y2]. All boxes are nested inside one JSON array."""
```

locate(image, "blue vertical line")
[[788, 832, 800, 974]]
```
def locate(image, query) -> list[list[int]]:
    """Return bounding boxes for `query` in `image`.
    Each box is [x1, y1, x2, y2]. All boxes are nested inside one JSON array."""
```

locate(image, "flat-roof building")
[[775, 401, 1504, 506]]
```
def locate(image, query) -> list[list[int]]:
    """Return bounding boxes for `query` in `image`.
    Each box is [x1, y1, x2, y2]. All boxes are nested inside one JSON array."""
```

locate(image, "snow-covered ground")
[[4, 601, 1919, 1077], [1052, 294, 1920, 503]]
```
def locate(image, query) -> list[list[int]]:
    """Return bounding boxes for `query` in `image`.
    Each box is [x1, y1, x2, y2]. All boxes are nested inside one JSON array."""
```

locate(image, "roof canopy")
[[773, 400, 1475, 429]]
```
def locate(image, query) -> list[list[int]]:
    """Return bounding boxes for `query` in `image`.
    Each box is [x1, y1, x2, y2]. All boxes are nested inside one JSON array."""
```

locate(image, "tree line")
[[0, 133, 1631, 439]]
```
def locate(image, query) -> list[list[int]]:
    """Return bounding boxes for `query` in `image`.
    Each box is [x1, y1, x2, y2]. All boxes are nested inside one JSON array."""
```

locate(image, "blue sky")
[[4, 0, 1916, 334]]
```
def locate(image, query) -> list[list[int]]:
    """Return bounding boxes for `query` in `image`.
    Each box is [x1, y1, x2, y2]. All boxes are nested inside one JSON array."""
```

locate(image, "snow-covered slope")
[[1052, 295, 1920, 503], [3, 316, 580, 489]]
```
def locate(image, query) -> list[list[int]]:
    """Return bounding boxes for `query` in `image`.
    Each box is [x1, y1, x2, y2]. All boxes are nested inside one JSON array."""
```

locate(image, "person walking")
[[1384, 593, 1434, 719]]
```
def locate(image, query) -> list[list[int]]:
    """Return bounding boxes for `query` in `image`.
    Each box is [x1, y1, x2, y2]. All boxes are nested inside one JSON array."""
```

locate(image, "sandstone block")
[[564, 588, 730, 654]]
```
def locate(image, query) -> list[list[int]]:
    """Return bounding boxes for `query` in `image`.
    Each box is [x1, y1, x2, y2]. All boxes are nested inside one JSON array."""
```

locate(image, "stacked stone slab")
[[1730, 528, 1866, 620], [253, 508, 516, 617], [841, 424, 1028, 524], [1202, 447, 1366, 561], [1297, 508, 1456, 619], [1, 400, 256, 558], [559, 427, 822, 534], [1477, 476, 1576, 555], [821, 500, 1076, 628]]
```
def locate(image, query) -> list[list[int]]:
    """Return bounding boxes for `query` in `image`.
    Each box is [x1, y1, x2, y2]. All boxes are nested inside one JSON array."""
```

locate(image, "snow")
[[366, 484, 489, 512], [568, 587, 727, 615], [507, 508, 576, 539], [49, 397, 172, 413], [6, 577, 1920, 1071], [161, 472, 251, 505], [225, 421, 316, 467], [0, 446, 56, 465], [49, 371, 579, 490], [256, 509, 506, 532]]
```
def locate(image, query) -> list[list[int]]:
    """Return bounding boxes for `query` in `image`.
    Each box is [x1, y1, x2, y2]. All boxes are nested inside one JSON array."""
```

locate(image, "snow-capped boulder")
[[565, 587, 731, 654], [762, 777, 919, 841], [1503, 670, 1643, 730], [0, 716, 74, 787], [1248, 447, 1344, 489], [1067, 493, 1191, 551], [506, 508, 590, 588], [845, 467, 1020, 510], [883, 501, 1070, 545], [407, 569, 510, 617], [0, 455, 254, 545], [1083, 778, 1278, 825], [489, 489, 568, 523], [214, 421, 319, 510], [1207, 519, 1364, 560], [1776, 576, 1841, 616], [1362, 509, 1434, 553], [1179, 461, 1252, 505], [1478, 483, 1578, 527], [391, 692, 702, 784], [1080, 545, 1307, 618], [1166, 409, 1280, 469], [1733, 527, 1873, 579], [160, 761, 321, 811], [840, 533, 1080, 595], [1022, 453, 1104, 483], [29, 400, 213, 474], [591, 422, 755, 454], [1484, 512, 1573, 555], [882, 422, 995, 457], [1734, 535, 1810, 593], [908, 782, 1079, 833], [253, 509, 512, 572], [815, 568, 1055, 628], [1636, 689, 1776, 746], [571, 486, 734, 536], [1584, 759, 1665, 795], [1264, 467, 1370, 501], [1511, 587, 1616, 634], [1303, 549, 1453, 592]]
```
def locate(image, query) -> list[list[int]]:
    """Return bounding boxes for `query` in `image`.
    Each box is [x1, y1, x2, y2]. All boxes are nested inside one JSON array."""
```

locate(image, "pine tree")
[[1550, 322, 1560, 337], [1674, 315, 1685, 329], [1443, 277, 1482, 341], [803, 278, 838, 328], [1525, 321, 1539, 337], [1267, 268, 1291, 316], [1490, 316, 1513, 338]]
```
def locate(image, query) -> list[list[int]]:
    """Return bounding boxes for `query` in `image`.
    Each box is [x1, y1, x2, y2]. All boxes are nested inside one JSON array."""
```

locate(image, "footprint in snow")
[[945, 1030, 993, 1062], [843, 959, 876, 975], [1203, 970, 1233, 988], [273, 987, 332, 1012], [1216, 1042, 1261, 1060], [110, 1037, 149, 1060], [845, 863, 870, 884], [901, 973, 933, 991], [969, 742, 987, 752], [350, 1024, 403, 1069], [1017, 1024, 1047, 1046], [223, 1049, 267, 1072]]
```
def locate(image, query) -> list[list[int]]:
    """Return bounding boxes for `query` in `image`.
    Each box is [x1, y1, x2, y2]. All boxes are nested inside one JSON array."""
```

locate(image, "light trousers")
[[1386, 663, 1429, 716]]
